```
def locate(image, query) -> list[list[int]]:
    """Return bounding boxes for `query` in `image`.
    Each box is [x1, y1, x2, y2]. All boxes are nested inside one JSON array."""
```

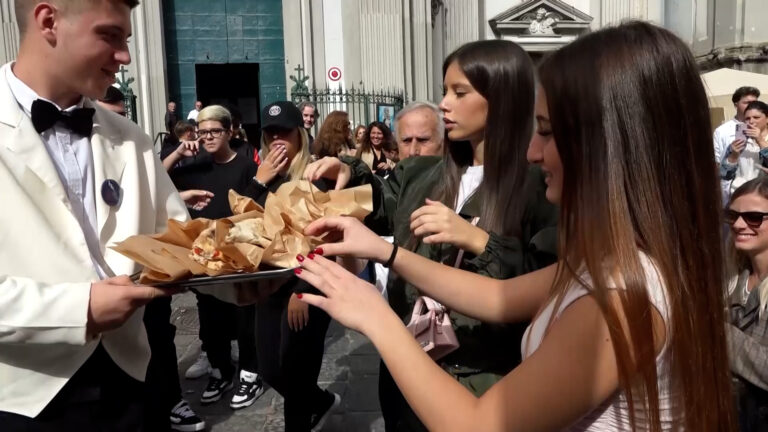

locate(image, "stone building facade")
[[0, 0, 765, 138]]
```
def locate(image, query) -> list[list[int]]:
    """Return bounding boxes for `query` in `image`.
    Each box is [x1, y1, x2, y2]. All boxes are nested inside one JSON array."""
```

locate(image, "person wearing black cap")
[[243, 101, 344, 431]]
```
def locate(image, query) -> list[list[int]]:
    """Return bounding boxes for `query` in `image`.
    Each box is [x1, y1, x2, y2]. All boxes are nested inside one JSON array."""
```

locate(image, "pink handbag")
[[406, 296, 459, 360], [405, 217, 478, 361]]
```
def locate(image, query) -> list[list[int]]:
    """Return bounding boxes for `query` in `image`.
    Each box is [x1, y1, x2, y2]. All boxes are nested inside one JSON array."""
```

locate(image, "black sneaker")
[[200, 368, 233, 405], [229, 369, 265, 410], [310, 390, 341, 432], [169, 399, 206, 432]]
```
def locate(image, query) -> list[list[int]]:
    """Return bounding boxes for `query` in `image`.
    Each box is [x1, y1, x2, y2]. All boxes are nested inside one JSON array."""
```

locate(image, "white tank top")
[[521, 254, 680, 431]]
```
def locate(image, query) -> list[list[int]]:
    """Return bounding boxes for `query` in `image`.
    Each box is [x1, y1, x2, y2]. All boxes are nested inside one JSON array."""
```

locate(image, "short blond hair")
[[14, 0, 139, 35], [197, 105, 232, 130]]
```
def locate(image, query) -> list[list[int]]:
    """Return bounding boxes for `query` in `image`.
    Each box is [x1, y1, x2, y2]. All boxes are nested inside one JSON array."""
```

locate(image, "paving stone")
[[172, 292, 384, 431]]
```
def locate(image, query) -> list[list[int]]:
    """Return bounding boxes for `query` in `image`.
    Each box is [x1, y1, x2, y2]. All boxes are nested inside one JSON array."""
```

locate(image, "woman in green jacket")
[[305, 40, 557, 432]]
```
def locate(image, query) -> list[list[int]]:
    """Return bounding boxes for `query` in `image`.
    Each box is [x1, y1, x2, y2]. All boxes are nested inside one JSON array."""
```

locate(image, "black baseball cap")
[[261, 101, 303, 130]]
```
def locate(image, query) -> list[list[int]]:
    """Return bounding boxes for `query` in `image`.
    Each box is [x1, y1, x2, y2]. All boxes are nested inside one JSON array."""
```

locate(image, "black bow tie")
[[31, 99, 95, 137]]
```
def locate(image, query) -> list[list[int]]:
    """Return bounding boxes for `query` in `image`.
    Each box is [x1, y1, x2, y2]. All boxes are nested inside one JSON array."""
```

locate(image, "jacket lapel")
[[0, 72, 69, 206], [88, 102, 127, 241], [730, 272, 762, 330]]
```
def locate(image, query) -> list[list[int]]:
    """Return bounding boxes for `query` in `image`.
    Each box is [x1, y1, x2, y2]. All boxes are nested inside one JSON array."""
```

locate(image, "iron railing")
[[289, 65, 405, 133]]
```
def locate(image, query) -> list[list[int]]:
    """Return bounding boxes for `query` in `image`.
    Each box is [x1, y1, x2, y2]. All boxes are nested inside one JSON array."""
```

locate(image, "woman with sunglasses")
[[724, 177, 768, 431], [294, 22, 735, 431], [721, 101, 768, 196]]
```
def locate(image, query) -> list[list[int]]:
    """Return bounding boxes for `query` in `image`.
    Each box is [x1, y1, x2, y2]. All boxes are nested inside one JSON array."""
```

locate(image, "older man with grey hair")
[[394, 101, 444, 158]]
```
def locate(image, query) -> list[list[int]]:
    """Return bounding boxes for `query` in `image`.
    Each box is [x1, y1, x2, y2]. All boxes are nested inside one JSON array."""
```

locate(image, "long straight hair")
[[539, 22, 735, 431], [435, 40, 534, 236]]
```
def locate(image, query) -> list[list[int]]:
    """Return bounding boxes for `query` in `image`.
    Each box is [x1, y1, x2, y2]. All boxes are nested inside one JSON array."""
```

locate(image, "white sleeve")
[[0, 276, 91, 345], [713, 128, 724, 163]]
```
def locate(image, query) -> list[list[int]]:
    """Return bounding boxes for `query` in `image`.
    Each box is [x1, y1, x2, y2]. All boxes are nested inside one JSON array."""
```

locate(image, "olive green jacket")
[[345, 155, 558, 375]]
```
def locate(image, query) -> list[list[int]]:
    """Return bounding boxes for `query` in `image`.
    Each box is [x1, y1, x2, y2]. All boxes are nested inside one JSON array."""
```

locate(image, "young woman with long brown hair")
[[293, 22, 735, 431], [303, 39, 557, 431], [312, 110, 355, 158]]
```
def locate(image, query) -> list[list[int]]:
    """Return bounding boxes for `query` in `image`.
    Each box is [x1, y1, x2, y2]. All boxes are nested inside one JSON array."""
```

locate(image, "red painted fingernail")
[[313, 247, 324, 255], [308, 253, 315, 260], [294, 268, 302, 275], [297, 293, 303, 299], [296, 254, 305, 262]]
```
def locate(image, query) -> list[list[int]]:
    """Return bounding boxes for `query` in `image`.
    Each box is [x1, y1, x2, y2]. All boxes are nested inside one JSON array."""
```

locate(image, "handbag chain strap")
[[432, 216, 481, 313]]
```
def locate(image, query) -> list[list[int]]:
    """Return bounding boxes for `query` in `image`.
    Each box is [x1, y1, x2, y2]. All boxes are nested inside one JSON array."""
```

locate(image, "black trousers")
[[197, 292, 258, 379], [378, 361, 429, 432], [0, 344, 145, 432], [256, 291, 331, 432], [142, 296, 183, 431]]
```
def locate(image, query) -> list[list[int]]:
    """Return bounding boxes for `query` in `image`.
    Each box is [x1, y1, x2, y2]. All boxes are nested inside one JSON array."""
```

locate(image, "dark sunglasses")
[[724, 209, 768, 228]]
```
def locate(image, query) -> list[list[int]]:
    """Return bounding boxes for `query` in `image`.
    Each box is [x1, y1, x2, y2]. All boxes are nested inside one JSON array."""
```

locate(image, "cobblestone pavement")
[[171, 292, 385, 431]]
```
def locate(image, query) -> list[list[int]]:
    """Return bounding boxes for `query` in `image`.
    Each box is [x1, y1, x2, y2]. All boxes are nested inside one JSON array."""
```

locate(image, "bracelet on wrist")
[[253, 177, 269, 188], [383, 244, 398, 268]]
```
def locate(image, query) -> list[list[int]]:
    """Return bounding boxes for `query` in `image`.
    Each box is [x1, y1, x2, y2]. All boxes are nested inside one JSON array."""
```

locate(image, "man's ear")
[[32, 3, 59, 45]]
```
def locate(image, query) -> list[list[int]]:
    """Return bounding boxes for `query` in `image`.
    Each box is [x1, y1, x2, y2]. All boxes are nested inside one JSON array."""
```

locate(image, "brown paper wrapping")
[[112, 181, 372, 284]]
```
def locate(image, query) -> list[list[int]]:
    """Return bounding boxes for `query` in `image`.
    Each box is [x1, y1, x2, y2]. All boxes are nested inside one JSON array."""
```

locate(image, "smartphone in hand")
[[736, 122, 748, 142]]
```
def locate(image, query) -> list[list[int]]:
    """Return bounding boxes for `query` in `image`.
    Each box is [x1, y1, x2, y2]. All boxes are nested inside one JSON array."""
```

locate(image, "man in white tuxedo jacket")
[[0, 0, 188, 429]]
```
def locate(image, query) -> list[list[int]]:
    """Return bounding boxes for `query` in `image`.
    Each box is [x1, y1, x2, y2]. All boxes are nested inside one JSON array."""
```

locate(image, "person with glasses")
[[724, 176, 768, 431], [169, 105, 265, 411]]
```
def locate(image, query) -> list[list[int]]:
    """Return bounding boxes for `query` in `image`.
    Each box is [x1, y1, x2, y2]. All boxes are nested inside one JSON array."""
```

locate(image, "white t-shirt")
[[187, 109, 199, 121], [456, 165, 483, 212], [521, 254, 677, 431]]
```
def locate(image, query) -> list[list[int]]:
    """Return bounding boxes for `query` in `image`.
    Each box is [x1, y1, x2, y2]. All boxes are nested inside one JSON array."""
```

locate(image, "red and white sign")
[[327, 67, 342, 82]]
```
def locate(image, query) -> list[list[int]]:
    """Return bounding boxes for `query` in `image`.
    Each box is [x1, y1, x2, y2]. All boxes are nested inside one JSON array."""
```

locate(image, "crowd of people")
[[2, 0, 768, 432]]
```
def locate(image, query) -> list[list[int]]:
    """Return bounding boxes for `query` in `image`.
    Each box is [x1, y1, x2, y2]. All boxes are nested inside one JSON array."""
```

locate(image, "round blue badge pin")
[[101, 179, 122, 207]]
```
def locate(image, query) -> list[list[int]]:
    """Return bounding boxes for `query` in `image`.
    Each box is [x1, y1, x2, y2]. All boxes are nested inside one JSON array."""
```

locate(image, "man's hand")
[[179, 189, 214, 211], [87, 275, 179, 336], [175, 140, 200, 158]]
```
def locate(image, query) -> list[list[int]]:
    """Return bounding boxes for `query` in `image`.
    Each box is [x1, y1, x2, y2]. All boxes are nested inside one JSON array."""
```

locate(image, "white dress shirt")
[[187, 109, 199, 121], [4, 63, 108, 278], [714, 118, 739, 163]]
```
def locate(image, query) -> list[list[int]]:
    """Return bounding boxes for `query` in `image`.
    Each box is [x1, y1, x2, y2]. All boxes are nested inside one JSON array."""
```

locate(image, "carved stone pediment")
[[489, 0, 593, 52]]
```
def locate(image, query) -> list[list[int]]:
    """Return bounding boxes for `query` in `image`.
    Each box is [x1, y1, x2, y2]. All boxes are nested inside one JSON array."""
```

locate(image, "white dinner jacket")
[[0, 67, 189, 417]]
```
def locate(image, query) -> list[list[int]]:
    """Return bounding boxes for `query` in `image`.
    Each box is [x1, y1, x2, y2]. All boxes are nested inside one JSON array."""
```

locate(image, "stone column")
[[0, 0, 19, 65], [128, 0, 169, 140]]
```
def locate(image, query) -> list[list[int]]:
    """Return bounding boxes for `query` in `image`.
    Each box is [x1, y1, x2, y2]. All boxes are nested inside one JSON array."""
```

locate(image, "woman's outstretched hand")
[[294, 252, 392, 334], [302, 157, 352, 190], [304, 216, 392, 262]]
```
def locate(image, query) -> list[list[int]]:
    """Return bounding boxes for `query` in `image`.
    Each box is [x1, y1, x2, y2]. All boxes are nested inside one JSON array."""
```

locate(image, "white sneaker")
[[185, 351, 211, 379], [229, 369, 265, 410], [230, 340, 239, 363]]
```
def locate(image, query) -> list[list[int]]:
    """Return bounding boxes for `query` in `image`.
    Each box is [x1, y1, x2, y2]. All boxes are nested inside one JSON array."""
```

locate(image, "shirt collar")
[[4, 62, 85, 117]]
